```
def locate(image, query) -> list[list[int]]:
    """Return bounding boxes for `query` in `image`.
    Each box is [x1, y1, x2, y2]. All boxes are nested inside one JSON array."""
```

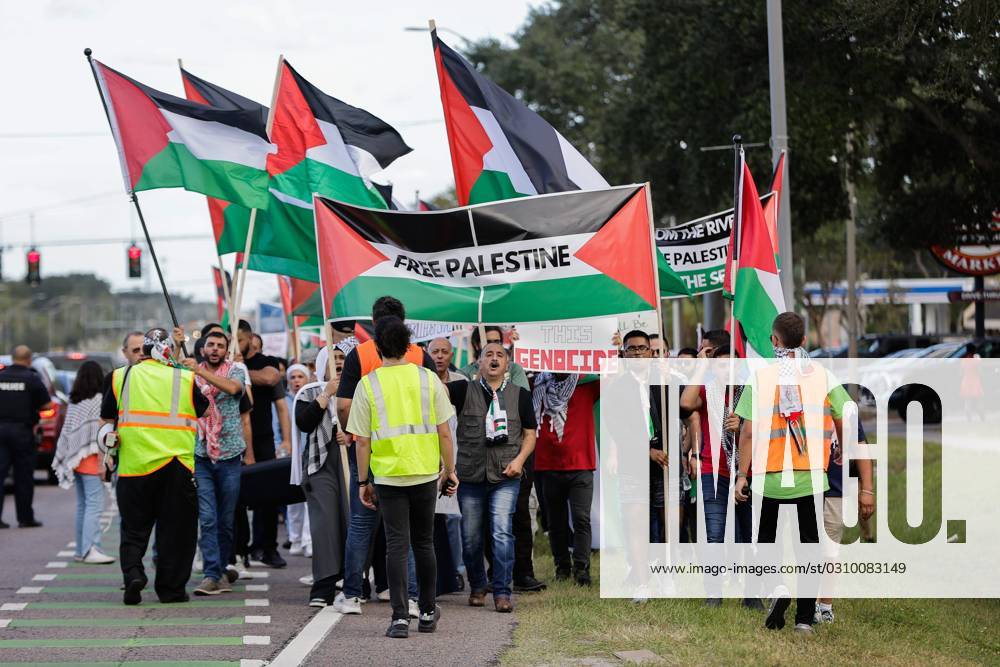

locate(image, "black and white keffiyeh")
[[532, 373, 578, 441]]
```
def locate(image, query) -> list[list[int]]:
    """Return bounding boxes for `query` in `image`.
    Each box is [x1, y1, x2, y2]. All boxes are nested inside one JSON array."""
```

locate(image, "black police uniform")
[[0, 363, 51, 526]]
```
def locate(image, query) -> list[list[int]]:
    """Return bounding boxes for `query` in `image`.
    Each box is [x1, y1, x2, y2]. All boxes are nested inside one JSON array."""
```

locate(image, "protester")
[[733, 312, 872, 634], [100, 328, 207, 605], [680, 345, 758, 608], [181, 330, 247, 596], [51, 360, 113, 563], [295, 351, 349, 607], [816, 412, 874, 623], [429, 337, 468, 383], [698, 329, 730, 357], [649, 333, 665, 358], [448, 341, 537, 612], [0, 345, 52, 529], [285, 363, 313, 558], [335, 297, 438, 614], [533, 372, 599, 586], [460, 326, 529, 389], [237, 319, 290, 569], [349, 316, 457, 638]]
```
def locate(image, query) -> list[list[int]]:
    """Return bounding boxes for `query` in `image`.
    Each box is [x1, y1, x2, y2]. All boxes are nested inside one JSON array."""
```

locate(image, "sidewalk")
[[304, 592, 517, 666]]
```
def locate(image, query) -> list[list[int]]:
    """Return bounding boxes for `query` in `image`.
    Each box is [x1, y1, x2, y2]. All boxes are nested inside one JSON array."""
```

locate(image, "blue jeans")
[[74, 472, 105, 557], [342, 446, 417, 599], [195, 455, 242, 582], [458, 479, 520, 598], [701, 473, 752, 544]]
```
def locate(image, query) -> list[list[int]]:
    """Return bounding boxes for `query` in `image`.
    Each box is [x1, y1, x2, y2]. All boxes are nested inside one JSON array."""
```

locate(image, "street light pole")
[[767, 0, 795, 309]]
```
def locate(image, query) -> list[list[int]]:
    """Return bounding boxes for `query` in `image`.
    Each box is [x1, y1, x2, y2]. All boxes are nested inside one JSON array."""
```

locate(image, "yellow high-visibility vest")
[[361, 364, 440, 478], [112, 360, 197, 476]]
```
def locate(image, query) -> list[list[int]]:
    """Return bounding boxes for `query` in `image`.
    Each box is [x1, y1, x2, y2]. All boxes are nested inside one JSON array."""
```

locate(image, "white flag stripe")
[[556, 131, 609, 190], [161, 109, 275, 169], [308, 120, 361, 177], [361, 233, 600, 288], [471, 107, 537, 196]]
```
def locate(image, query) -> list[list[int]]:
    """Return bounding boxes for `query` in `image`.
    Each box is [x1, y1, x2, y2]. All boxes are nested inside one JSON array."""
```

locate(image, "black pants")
[[116, 457, 198, 602], [757, 494, 820, 625], [0, 424, 36, 524], [375, 480, 437, 621], [543, 470, 594, 573], [485, 456, 537, 581], [249, 442, 278, 554]]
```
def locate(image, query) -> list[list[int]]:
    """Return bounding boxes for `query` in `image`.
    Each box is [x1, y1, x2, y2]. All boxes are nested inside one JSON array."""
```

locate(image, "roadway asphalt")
[[0, 479, 517, 666]]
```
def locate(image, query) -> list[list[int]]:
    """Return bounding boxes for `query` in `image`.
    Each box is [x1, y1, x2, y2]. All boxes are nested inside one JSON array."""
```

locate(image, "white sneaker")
[[408, 599, 419, 619], [814, 607, 835, 624], [299, 574, 314, 586], [304, 544, 313, 558], [377, 589, 391, 602], [335, 578, 344, 590], [82, 547, 115, 564], [334, 592, 363, 615], [289, 542, 304, 556]]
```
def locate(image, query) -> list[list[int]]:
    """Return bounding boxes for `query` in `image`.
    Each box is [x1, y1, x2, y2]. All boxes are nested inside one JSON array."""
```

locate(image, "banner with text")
[[656, 193, 772, 295], [514, 312, 656, 374]]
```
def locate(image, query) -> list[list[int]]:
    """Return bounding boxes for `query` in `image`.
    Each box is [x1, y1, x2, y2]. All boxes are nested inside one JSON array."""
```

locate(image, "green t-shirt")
[[734, 369, 850, 499]]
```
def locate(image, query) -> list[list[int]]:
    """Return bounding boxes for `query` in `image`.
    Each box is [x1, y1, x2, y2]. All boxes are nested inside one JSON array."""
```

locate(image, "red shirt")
[[534, 382, 599, 472], [697, 386, 732, 477]]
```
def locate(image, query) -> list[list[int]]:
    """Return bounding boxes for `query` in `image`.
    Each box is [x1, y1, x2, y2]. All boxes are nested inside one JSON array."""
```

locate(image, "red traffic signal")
[[127, 243, 142, 278], [26, 248, 41, 286]]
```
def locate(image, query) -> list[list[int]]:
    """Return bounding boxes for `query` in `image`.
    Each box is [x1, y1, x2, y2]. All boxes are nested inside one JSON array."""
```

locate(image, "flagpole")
[[84, 48, 188, 357], [728, 135, 744, 413]]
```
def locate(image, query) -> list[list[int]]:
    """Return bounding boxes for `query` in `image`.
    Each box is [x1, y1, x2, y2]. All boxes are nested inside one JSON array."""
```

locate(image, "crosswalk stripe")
[[16, 587, 43, 595], [45, 562, 68, 569], [32, 574, 58, 581], [56, 550, 75, 557], [244, 615, 271, 624], [242, 635, 270, 645], [0, 604, 26, 611]]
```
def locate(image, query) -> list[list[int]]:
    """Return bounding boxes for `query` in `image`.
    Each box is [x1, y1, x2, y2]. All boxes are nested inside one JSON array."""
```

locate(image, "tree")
[[464, 0, 997, 248]]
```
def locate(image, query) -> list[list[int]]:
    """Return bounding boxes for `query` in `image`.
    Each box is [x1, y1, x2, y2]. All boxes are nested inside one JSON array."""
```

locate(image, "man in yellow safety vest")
[[99, 328, 209, 605]]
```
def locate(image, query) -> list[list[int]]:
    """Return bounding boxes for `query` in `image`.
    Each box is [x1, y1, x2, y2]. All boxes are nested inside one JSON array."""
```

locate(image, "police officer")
[[348, 316, 458, 639], [99, 328, 208, 605], [0, 345, 52, 529]]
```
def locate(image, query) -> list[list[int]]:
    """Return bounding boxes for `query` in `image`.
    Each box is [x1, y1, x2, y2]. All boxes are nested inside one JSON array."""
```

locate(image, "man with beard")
[[182, 331, 248, 595]]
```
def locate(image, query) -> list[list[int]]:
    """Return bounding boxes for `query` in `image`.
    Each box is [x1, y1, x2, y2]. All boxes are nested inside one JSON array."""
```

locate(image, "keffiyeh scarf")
[[774, 346, 809, 454], [196, 360, 233, 462], [52, 395, 102, 489], [532, 373, 578, 442]]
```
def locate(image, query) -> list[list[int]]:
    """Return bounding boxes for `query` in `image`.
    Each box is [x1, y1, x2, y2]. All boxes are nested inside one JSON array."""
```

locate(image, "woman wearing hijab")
[[52, 361, 114, 564]]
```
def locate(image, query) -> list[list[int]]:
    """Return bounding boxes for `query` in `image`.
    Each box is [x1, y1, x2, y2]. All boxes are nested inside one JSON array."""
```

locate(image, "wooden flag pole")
[[84, 48, 188, 356]]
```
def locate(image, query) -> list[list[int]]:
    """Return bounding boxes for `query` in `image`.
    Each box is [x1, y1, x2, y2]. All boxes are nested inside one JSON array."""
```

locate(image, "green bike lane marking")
[[0, 636, 271, 648], [0, 662, 249, 667], [17, 585, 264, 593], [2, 617, 260, 628], [2, 600, 269, 609]]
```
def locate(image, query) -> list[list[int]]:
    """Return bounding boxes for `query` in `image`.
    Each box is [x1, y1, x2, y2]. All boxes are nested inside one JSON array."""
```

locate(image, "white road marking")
[[267, 606, 343, 667], [244, 615, 271, 624], [244, 599, 270, 607], [243, 635, 271, 645], [66, 541, 76, 548], [244, 584, 269, 592], [45, 561, 68, 569], [16, 587, 42, 595], [0, 604, 27, 611], [57, 550, 74, 557], [0, 619, 10, 628], [240, 661, 266, 667], [32, 574, 57, 581]]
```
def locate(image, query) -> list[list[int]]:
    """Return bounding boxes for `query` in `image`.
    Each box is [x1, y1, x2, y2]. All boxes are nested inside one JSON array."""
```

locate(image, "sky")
[[0, 0, 538, 308]]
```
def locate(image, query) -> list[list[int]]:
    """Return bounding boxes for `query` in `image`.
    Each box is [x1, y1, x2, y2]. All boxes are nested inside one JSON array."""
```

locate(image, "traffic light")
[[127, 243, 142, 278], [26, 248, 40, 286]]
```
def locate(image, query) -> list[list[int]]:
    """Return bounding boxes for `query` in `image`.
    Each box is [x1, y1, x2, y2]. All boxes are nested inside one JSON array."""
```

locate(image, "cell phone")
[[438, 477, 456, 498]]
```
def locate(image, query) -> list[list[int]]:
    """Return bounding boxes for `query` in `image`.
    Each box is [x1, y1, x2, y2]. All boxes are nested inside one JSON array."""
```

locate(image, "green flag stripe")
[[468, 170, 529, 205], [136, 143, 269, 209]]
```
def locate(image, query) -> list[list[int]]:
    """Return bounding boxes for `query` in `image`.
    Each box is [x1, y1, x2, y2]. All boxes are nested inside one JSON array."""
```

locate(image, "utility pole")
[[767, 0, 795, 308], [845, 131, 859, 358]]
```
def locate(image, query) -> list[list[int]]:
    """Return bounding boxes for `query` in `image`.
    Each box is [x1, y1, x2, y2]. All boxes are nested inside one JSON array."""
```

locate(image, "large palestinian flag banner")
[[180, 67, 268, 256], [724, 149, 785, 358], [249, 59, 412, 281], [315, 185, 659, 323], [432, 31, 608, 206], [91, 59, 272, 209]]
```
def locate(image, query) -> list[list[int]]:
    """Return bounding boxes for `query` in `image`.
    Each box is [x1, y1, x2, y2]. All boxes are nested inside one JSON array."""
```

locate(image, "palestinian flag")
[[180, 67, 268, 256], [91, 59, 272, 209], [314, 185, 659, 323], [761, 150, 785, 268], [432, 31, 608, 206], [723, 149, 785, 358], [246, 58, 412, 281]]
